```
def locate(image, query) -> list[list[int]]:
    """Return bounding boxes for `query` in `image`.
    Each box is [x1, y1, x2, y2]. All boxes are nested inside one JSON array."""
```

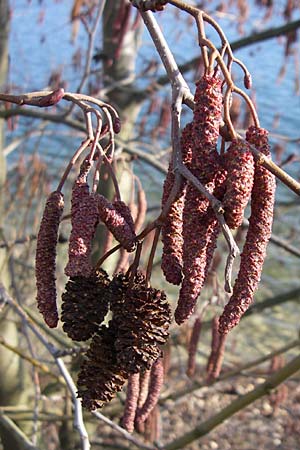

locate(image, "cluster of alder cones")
[[35, 160, 171, 411], [161, 73, 276, 333]]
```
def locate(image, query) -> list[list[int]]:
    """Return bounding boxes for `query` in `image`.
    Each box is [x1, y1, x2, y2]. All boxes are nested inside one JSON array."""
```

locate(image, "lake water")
[[5, 0, 300, 199]]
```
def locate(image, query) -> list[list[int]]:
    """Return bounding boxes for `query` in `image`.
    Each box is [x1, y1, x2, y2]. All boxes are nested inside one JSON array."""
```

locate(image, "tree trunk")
[[93, 0, 144, 269], [0, 2, 32, 449]]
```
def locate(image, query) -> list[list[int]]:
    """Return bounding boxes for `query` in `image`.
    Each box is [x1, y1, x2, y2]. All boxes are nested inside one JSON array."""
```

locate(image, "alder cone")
[[61, 269, 110, 341], [223, 139, 255, 229], [161, 122, 193, 285], [111, 273, 171, 373], [219, 126, 276, 334], [35, 190, 64, 328], [77, 324, 127, 410]]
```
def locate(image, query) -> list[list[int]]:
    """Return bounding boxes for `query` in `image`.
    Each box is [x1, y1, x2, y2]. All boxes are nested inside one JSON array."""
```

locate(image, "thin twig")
[[163, 353, 300, 449], [0, 285, 90, 450], [0, 413, 39, 450], [92, 410, 156, 450]]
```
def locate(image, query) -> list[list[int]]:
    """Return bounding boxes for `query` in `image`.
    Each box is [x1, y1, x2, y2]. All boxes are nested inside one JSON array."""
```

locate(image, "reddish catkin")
[[113, 199, 136, 234], [121, 373, 140, 433], [97, 195, 136, 252], [134, 185, 147, 233], [223, 139, 255, 229], [186, 316, 202, 377], [160, 122, 193, 285], [206, 316, 220, 377], [138, 369, 151, 409], [175, 173, 226, 325], [135, 358, 164, 425], [219, 126, 276, 334], [175, 74, 226, 324], [65, 176, 99, 278], [35, 191, 64, 328]]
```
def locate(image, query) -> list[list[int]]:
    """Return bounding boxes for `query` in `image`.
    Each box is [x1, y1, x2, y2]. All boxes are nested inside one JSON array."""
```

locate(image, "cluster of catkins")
[[35, 160, 171, 412], [161, 73, 276, 333]]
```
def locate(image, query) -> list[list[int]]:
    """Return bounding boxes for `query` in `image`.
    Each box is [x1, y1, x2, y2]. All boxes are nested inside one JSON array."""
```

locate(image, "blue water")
[[5, 0, 300, 198]]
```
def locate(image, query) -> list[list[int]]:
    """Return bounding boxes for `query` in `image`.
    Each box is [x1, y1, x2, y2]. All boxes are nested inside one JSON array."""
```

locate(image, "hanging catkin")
[[135, 357, 164, 425], [223, 139, 255, 229], [97, 194, 136, 252], [121, 373, 140, 433], [35, 190, 64, 328], [186, 315, 202, 377], [219, 126, 276, 334], [160, 122, 193, 285], [65, 167, 99, 278], [175, 74, 226, 324]]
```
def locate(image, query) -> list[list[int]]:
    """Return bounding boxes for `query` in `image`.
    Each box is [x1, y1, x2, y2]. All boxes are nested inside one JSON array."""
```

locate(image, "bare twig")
[[0, 285, 90, 450], [92, 410, 156, 450], [163, 353, 300, 449], [0, 413, 39, 450]]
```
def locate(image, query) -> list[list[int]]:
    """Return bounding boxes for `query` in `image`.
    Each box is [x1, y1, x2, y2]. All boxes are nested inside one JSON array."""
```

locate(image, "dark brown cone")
[[110, 273, 171, 373], [219, 126, 276, 334], [61, 269, 110, 341], [35, 190, 64, 328], [77, 324, 127, 410]]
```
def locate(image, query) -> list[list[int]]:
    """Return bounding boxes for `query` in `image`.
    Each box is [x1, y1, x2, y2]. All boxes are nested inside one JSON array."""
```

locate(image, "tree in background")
[[0, 1, 300, 449]]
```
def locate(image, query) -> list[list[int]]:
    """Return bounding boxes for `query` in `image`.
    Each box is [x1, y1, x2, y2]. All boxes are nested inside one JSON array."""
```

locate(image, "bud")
[[113, 117, 121, 134], [35, 191, 64, 328], [244, 72, 252, 89]]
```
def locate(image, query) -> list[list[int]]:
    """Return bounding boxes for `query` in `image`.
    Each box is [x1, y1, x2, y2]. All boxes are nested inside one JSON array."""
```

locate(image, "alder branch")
[[162, 336, 300, 403], [155, 19, 300, 88], [163, 353, 300, 450], [244, 286, 300, 317], [0, 336, 64, 384], [92, 411, 156, 450], [0, 284, 91, 450], [242, 219, 300, 259], [0, 413, 39, 450]]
